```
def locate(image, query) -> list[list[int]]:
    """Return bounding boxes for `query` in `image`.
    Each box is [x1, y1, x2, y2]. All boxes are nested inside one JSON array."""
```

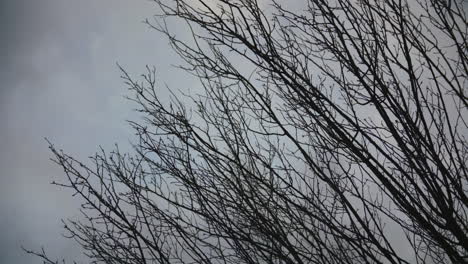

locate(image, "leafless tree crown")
[[32, 0, 467, 263]]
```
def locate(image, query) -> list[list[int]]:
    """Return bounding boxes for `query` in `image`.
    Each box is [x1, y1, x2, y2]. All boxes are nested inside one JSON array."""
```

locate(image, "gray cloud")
[[0, 0, 181, 262]]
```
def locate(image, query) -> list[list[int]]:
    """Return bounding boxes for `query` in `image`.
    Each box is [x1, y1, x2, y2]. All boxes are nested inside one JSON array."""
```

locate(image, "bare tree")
[[31, 0, 467, 263]]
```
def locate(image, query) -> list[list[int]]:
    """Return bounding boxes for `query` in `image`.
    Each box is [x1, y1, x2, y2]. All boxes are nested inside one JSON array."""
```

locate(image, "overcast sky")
[[2, 0, 456, 263], [0, 0, 187, 262]]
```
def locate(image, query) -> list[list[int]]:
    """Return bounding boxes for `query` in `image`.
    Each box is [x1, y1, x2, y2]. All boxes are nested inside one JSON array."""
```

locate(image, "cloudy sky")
[[0, 0, 187, 262], [2, 0, 457, 263]]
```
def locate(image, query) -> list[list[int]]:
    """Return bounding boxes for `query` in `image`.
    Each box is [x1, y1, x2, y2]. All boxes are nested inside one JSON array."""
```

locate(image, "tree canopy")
[[31, 0, 467, 263]]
